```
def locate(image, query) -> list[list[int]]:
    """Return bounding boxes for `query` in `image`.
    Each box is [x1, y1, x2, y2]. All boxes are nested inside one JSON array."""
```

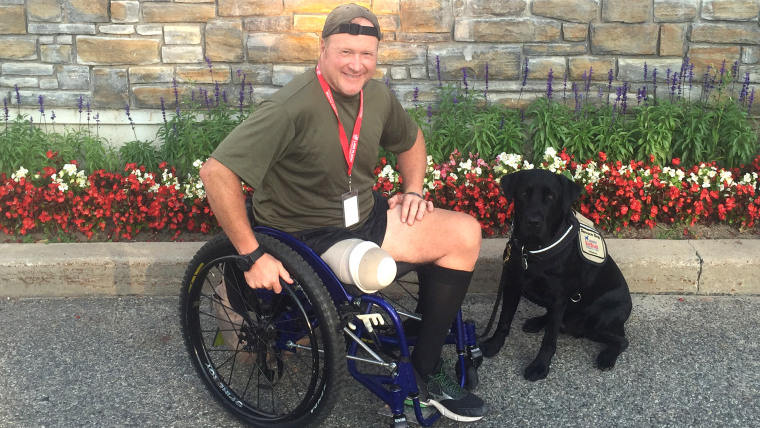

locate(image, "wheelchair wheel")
[[180, 234, 346, 427]]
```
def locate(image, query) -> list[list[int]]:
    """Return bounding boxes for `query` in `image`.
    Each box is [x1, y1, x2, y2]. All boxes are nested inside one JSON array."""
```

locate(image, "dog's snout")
[[526, 215, 543, 230]]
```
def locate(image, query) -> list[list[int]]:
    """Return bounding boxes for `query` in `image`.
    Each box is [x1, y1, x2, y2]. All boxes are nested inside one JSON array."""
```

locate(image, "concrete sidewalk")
[[1, 238, 759, 297]]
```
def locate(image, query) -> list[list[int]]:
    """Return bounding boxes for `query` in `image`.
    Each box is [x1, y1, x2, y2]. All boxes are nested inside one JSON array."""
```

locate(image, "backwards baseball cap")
[[322, 3, 381, 40]]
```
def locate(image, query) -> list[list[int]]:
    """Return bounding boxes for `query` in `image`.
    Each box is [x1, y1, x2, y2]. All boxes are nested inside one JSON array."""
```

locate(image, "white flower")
[[11, 166, 28, 181], [192, 159, 204, 169]]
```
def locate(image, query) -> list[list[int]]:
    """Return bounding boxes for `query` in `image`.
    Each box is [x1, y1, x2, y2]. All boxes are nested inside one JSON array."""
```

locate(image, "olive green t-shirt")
[[211, 68, 419, 232]]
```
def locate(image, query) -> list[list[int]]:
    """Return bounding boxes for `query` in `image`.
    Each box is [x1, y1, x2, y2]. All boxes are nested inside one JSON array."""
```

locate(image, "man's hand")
[[242, 253, 293, 294], [388, 192, 434, 226]]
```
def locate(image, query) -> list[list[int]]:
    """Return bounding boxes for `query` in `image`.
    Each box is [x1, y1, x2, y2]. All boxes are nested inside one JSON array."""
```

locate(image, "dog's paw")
[[522, 315, 547, 333], [480, 334, 506, 358], [524, 360, 550, 381], [596, 349, 620, 370]]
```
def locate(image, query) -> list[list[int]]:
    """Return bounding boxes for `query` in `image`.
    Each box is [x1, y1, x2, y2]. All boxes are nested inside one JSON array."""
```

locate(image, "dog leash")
[[478, 222, 514, 339]]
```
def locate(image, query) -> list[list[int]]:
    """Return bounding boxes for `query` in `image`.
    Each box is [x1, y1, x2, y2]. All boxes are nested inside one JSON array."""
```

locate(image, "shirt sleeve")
[[209, 100, 295, 190], [378, 87, 419, 154]]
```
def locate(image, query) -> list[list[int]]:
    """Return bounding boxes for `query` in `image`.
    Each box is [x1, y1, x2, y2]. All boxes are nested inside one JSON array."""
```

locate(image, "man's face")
[[318, 18, 379, 97]]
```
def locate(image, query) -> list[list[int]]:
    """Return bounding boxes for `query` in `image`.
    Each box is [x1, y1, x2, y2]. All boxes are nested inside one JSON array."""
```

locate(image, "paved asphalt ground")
[[1, 293, 758, 428]]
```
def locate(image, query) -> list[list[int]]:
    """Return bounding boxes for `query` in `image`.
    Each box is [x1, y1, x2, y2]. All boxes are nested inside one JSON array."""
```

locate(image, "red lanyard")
[[315, 65, 363, 179]]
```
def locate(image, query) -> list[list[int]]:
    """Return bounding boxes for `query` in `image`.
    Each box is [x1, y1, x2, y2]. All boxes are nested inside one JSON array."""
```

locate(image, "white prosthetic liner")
[[321, 239, 397, 293]]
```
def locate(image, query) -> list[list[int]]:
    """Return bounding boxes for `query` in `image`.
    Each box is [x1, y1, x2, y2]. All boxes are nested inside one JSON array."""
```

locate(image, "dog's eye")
[[547, 193, 556, 201]]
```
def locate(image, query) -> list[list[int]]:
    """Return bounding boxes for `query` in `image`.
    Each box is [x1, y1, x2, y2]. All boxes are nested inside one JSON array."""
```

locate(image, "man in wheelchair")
[[199, 3, 487, 423]]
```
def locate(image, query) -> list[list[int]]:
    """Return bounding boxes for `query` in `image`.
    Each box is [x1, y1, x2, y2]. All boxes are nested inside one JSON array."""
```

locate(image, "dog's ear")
[[559, 174, 582, 212], [500, 171, 520, 201]]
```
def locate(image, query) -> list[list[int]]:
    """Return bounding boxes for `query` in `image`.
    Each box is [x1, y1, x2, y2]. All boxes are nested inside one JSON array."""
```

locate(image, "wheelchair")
[[179, 225, 484, 427]]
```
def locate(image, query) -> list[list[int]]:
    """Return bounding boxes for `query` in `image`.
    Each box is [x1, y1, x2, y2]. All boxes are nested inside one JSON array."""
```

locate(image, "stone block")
[[143, 4, 216, 23], [176, 65, 231, 84], [219, 0, 283, 16], [390, 66, 408, 80], [99, 25, 135, 35], [66, 0, 108, 23], [429, 43, 521, 81], [77, 37, 160, 65], [0, 77, 37, 88], [660, 24, 687, 57], [691, 240, 760, 294], [246, 33, 319, 64], [377, 43, 426, 65], [457, 18, 561, 43], [111, 1, 140, 24], [591, 24, 658, 55], [128, 66, 174, 84], [132, 85, 191, 109], [57, 65, 90, 90], [205, 19, 244, 62], [164, 25, 202, 45], [56, 35, 71, 44], [373, 0, 400, 14], [40, 44, 72, 63], [527, 57, 566, 80], [162, 45, 204, 63], [284, 0, 369, 13], [654, 0, 698, 22], [28, 23, 96, 35], [461, 0, 527, 16], [702, 0, 760, 21], [400, 0, 453, 33], [136, 25, 162, 36], [691, 24, 760, 45], [617, 58, 684, 83], [602, 0, 650, 23], [409, 66, 427, 79], [687, 45, 741, 76], [0, 38, 38, 60], [243, 17, 292, 33], [2, 62, 54, 75], [523, 43, 588, 56], [532, 0, 598, 23], [272, 65, 312, 86], [742, 46, 760, 64], [568, 56, 616, 80], [39, 77, 58, 90], [38, 35, 55, 44], [293, 14, 325, 33], [233, 64, 272, 85], [563, 23, 588, 41], [93, 68, 129, 108], [0, 6, 26, 34], [27, 0, 62, 22]]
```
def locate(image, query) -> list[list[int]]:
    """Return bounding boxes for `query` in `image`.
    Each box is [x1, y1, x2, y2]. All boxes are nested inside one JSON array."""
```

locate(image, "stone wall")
[[1, 0, 759, 140]]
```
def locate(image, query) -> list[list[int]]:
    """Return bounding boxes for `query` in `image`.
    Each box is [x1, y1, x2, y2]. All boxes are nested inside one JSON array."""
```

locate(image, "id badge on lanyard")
[[316, 65, 364, 227]]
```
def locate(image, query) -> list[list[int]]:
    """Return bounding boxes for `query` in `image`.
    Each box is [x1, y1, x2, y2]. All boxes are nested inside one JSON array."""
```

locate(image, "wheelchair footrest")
[[377, 403, 437, 426]]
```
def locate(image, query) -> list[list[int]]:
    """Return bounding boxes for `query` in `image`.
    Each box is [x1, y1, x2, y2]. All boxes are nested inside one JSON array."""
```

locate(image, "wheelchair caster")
[[456, 345, 483, 391], [392, 415, 409, 428]]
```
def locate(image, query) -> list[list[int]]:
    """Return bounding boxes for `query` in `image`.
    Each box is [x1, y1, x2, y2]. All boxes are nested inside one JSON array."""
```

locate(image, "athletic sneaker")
[[418, 361, 487, 422]]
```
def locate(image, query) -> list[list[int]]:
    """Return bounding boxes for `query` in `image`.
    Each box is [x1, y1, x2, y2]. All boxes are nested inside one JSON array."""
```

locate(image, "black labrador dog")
[[480, 169, 632, 381]]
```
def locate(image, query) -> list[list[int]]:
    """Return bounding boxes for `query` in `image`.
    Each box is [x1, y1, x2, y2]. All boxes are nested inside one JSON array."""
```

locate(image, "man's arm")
[[388, 128, 434, 225], [200, 157, 291, 293]]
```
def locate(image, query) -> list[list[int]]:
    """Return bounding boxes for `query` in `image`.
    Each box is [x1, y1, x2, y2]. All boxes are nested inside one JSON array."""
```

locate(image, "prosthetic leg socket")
[[321, 239, 397, 293]]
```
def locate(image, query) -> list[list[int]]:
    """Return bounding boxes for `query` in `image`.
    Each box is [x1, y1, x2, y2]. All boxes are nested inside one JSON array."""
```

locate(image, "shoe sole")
[[420, 399, 485, 423]]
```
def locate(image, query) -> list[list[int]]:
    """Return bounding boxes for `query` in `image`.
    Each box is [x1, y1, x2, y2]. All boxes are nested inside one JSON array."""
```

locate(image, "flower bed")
[[3, 148, 758, 242]]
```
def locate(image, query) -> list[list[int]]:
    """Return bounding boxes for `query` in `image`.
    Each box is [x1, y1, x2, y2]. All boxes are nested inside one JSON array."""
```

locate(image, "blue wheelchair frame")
[[254, 225, 481, 426]]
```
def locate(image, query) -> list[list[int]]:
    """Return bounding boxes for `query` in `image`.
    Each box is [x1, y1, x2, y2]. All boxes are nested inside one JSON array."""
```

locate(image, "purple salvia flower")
[[238, 72, 246, 113], [598, 86, 603, 98], [644, 62, 648, 81], [50, 110, 56, 122], [546, 69, 554, 100], [173, 78, 180, 116], [731, 60, 739, 79], [205, 57, 213, 72], [462, 67, 469, 95], [522, 58, 529, 87], [666, 68, 671, 85], [214, 82, 220, 105], [748, 87, 755, 113], [427, 105, 433, 124], [688, 63, 695, 89], [78, 95, 83, 114], [484, 63, 489, 100], [652, 68, 658, 100], [38, 95, 44, 115], [86, 102, 91, 124], [621, 82, 629, 115], [191, 89, 196, 104], [248, 82, 253, 103], [436, 55, 442, 87], [14, 84, 20, 106], [572, 82, 580, 114], [94, 113, 99, 124], [563, 72, 568, 100], [453, 95, 458, 104], [670, 72, 678, 97], [222, 90, 228, 105], [740, 72, 750, 104], [608, 68, 613, 86], [3, 97, 9, 121], [160, 97, 167, 123], [520, 108, 525, 122], [719, 59, 726, 79]]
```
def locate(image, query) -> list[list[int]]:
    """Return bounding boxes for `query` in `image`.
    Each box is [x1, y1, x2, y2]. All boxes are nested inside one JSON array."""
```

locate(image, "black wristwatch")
[[235, 247, 266, 272]]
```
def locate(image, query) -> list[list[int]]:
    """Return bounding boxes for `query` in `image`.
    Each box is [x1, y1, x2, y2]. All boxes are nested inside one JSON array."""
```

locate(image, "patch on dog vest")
[[574, 211, 607, 265]]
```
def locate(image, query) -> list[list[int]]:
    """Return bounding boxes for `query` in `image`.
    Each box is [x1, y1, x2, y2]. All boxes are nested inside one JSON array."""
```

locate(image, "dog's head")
[[500, 169, 581, 246]]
